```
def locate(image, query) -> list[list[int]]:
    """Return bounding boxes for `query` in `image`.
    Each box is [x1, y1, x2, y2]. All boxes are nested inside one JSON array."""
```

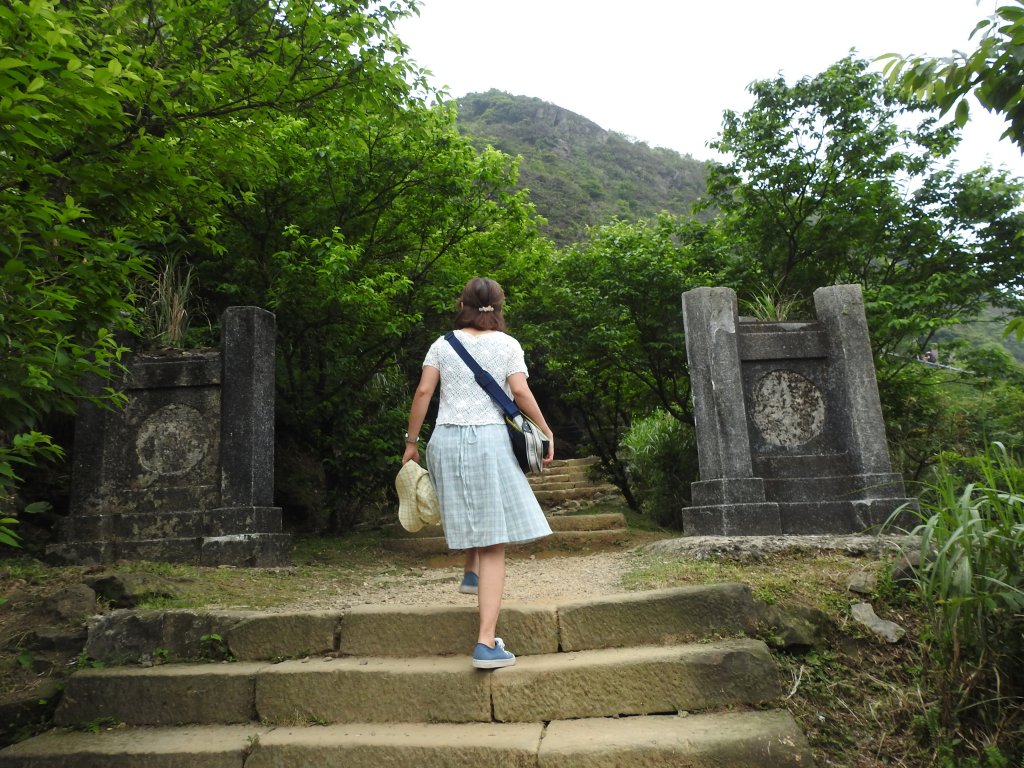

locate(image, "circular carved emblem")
[[751, 370, 825, 447], [136, 404, 210, 476]]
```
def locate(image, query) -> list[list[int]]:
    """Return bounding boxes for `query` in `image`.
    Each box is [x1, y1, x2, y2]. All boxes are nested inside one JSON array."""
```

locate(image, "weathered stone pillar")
[[220, 307, 276, 507], [682, 288, 781, 535], [813, 286, 893, 478]]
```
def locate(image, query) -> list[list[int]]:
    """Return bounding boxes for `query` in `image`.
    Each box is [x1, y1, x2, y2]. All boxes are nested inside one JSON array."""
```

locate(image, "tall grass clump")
[[140, 254, 198, 348], [620, 410, 699, 529], [740, 284, 807, 322], [906, 442, 1024, 764]]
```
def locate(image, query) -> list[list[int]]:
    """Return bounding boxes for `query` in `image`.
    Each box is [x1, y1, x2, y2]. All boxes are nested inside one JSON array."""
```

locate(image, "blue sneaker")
[[472, 637, 515, 669], [459, 571, 479, 595]]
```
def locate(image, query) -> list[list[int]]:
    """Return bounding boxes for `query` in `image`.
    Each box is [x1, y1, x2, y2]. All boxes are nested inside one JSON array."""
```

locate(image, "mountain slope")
[[456, 90, 708, 245]]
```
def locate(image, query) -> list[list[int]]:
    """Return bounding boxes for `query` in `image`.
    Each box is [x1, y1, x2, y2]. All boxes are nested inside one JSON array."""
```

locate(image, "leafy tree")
[[519, 215, 726, 510], [699, 56, 1024, 478], [881, 359, 1024, 482], [1, 0, 147, 512], [1, 0, 425, 519], [881, 0, 1024, 151], [881, 3, 1024, 344], [702, 56, 1024, 360], [194, 103, 544, 529]]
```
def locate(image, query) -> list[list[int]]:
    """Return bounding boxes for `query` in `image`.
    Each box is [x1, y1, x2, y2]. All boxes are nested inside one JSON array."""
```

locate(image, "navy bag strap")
[[444, 332, 522, 419]]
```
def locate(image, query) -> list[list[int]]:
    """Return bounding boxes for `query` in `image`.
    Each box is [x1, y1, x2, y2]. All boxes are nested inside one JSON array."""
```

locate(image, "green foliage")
[[0, 433, 63, 546], [936, 307, 1024, 365], [897, 443, 1024, 762], [958, 343, 1024, 387], [703, 56, 1024, 359], [703, 56, 1024, 478], [881, 1, 1024, 151], [881, 345, 1024, 481], [74, 717, 119, 734], [620, 410, 698, 528], [1, 0, 432, 516], [457, 90, 708, 245], [518, 215, 725, 502], [882, 4, 1024, 351], [740, 285, 808, 322], [199, 633, 232, 661], [2, 0, 546, 532], [137, 255, 199, 349], [0, 516, 20, 549], [188, 100, 544, 529], [1005, 317, 1024, 342], [73, 651, 104, 670]]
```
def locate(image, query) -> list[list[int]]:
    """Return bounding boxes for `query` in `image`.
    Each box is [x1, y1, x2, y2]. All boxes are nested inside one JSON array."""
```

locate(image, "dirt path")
[[265, 533, 915, 613], [273, 548, 646, 612]]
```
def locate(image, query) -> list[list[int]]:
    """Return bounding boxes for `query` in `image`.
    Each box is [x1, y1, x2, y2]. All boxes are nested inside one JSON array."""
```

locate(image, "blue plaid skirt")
[[425, 424, 552, 550]]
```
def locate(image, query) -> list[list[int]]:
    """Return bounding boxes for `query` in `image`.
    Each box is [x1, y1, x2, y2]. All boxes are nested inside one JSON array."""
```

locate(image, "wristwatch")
[[404, 432, 418, 445]]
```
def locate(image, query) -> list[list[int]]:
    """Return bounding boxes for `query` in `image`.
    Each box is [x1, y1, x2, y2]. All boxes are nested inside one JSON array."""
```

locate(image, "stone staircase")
[[0, 584, 816, 767], [385, 457, 629, 555], [528, 456, 620, 512]]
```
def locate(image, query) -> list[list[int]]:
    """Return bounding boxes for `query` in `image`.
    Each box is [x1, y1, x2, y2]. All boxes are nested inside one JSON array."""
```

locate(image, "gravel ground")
[[277, 548, 645, 611], [274, 533, 917, 611]]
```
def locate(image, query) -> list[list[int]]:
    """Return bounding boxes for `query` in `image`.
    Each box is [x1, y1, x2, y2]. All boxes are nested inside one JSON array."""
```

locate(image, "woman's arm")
[[507, 372, 555, 465], [403, 365, 440, 465]]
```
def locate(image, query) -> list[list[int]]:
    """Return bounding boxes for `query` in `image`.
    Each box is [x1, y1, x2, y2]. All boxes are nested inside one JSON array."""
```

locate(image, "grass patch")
[[621, 548, 871, 614], [128, 532, 430, 610]]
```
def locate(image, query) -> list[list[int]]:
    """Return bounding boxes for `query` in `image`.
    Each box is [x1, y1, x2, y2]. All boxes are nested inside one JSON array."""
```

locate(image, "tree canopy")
[[702, 56, 1024, 357], [880, 1, 1024, 343], [515, 215, 728, 505], [0, 0, 544, 527], [881, 0, 1024, 152]]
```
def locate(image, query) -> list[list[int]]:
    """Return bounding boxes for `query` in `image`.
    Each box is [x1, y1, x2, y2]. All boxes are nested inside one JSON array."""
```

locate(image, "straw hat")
[[395, 460, 441, 532]]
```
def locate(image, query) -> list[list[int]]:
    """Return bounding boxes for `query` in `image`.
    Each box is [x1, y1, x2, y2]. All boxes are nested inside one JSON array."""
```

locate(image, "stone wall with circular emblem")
[[135, 403, 212, 477], [751, 370, 825, 447]]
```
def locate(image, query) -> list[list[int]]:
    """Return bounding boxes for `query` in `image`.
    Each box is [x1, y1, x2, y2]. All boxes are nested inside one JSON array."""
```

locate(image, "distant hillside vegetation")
[[456, 90, 708, 245]]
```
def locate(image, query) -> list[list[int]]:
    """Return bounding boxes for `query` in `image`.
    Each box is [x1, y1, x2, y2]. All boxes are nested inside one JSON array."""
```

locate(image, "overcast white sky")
[[394, 0, 1024, 175]]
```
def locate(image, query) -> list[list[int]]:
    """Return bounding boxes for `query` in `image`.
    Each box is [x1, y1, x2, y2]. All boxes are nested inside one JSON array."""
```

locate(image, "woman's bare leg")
[[476, 543, 505, 646]]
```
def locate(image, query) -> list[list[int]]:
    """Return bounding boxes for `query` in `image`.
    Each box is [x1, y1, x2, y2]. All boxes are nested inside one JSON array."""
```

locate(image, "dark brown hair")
[[454, 277, 506, 331]]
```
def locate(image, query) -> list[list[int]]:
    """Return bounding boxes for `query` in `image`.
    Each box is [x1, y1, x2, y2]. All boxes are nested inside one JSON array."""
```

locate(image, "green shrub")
[[901, 442, 1024, 762], [620, 410, 699, 529]]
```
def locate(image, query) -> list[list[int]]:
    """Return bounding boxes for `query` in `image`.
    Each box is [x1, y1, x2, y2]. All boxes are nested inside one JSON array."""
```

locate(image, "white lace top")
[[423, 330, 528, 426]]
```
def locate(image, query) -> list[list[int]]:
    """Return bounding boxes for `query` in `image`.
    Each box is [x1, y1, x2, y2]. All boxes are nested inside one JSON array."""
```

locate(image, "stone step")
[[530, 457, 601, 483], [0, 710, 814, 767], [533, 486, 619, 505], [763, 473, 907, 504], [530, 466, 596, 484], [529, 479, 613, 493], [47, 533, 291, 568], [81, 584, 764, 665], [53, 638, 780, 728], [532, 468, 602, 483], [548, 512, 626, 531], [537, 711, 812, 767], [2, 583, 813, 767], [548, 456, 600, 469]]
